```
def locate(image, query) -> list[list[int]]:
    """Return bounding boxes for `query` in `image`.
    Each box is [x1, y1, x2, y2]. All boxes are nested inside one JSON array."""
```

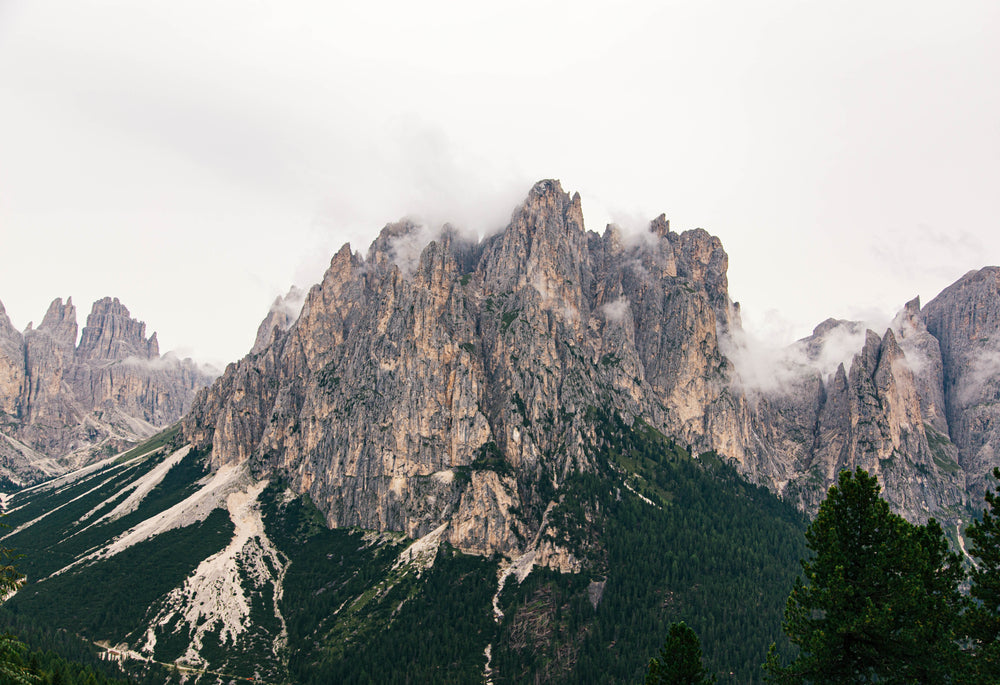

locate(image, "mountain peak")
[[37, 297, 78, 347], [77, 297, 155, 361], [526, 178, 564, 200]]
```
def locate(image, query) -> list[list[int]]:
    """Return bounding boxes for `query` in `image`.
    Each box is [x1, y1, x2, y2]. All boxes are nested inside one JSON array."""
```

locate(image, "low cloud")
[[957, 342, 1000, 406], [872, 224, 987, 285], [722, 317, 884, 396], [388, 224, 439, 277], [120, 351, 219, 377], [600, 297, 631, 323], [269, 286, 306, 327]]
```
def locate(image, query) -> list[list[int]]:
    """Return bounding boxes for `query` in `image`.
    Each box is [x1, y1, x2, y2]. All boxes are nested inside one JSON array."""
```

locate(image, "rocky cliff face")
[[185, 180, 746, 562], [184, 180, 998, 563], [731, 310, 968, 522], [922, 267, 1000, 504], [0, 297, 215, 485]]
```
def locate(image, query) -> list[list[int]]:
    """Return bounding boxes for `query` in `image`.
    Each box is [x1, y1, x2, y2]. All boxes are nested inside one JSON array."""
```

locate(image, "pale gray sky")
[[1, 1, 998, 366]]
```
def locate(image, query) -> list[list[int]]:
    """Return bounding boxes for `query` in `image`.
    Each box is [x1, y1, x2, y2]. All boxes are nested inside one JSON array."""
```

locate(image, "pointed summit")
[[481, 178, 590, 305], [38, 297, 78, 347], [77, 297, 155, 361]]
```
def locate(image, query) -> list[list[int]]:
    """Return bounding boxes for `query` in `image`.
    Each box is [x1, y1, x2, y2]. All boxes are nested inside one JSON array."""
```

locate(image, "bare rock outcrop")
[[923, 267, 1000, 502], [0, 297, 215, 485], [183, 180, 997, 563], [185, 180, 745, 560]]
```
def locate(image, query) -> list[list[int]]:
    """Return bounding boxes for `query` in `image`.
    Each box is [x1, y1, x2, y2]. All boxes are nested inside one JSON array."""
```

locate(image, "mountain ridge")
[[2, 180, 997, 682], [183, 178, 1000, 563], [0, 296, 215, 486]]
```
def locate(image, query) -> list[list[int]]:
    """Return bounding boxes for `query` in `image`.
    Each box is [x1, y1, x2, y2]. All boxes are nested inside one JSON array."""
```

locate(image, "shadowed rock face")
[[923, 267, 1000, 504], [0, 297, 214, 484], [184, 180, 743, 562], [184, 180, 998, 562]]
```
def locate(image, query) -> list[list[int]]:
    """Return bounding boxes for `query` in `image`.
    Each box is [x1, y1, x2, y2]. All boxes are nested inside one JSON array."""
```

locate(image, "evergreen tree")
[[0, 540, 35, 684], [645, 621, 716, 685], [764, 468, 966, 684], [966, 467, 1000, 681]]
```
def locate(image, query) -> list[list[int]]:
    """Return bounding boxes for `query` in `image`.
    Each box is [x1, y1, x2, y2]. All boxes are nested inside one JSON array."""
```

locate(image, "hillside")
[[1, 420, 806, 682]]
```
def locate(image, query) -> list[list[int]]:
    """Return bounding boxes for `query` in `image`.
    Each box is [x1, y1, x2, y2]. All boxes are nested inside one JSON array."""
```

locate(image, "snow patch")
[[141, 478, 288, 669]]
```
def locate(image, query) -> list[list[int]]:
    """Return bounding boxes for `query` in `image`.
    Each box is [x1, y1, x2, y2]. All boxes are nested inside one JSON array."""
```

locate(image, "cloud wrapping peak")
[[957, 340, 1000, 406], [600, 297, 631, 323], [722, 317, 886, 396]]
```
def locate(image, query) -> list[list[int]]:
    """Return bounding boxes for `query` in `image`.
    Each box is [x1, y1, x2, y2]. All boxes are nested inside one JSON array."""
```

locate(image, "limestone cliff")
[[184, 180, 997, 563], [0, 297, 215, 485], [922, 267, 1000, 503], [732, 314, 967, 522], [185, 180, 744, 561]]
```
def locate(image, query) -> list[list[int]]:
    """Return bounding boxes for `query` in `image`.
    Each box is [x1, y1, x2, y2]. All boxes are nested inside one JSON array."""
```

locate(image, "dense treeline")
[[17, 415, 1000, 683], [490, 411, 808, 683], [258, 409, 809, 683], [0, 614, 129, 684], [3, 410, 810, 683], [260, 485, 500, 684], [4, 509, 232, 643]]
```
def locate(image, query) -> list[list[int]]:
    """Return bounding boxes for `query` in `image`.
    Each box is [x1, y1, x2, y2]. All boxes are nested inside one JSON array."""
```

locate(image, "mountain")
[[0, 422, 808, 683], [182, 180, 753, 564], [922, 267, 1000, 506], [2, 180, 997, 682], [0, 296, 215, 486], [184, 179, 994, 549]]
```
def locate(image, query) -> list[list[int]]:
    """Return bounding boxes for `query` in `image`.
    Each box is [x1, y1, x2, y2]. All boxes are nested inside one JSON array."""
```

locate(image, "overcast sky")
[[1, 1, 998, 367]]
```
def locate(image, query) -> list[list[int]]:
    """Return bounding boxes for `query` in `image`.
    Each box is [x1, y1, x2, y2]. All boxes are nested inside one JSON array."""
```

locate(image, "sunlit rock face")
[[0, 296, 214, 483], [185, 180, 997, 562], [185, 180, 747, 562]]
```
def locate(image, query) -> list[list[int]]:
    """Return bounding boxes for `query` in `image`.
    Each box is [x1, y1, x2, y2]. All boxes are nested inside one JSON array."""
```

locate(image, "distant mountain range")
[[0, 296, 214, 485]]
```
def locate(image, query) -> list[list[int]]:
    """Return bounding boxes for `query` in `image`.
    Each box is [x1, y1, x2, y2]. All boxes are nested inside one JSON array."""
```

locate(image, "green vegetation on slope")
[[489, 410, 808, 683], [5, 509, 232, 642], [1, 413, 809, 684]]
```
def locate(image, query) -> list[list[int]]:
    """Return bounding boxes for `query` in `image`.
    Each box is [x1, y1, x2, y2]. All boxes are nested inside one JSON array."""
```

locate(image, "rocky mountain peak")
[[251, 286, 306, 355], [37, 297, 78, 347], [184, 180, 747, 564], [481, 178, 590, 321], [76, 296, 157, 361], [180, 180, 997, 566], [650, 213, 670, 238], [0, 295, 214, 482], [0, 299, 24, 418], [0, 299, 19, 342], [922, 266, 1000, 500]]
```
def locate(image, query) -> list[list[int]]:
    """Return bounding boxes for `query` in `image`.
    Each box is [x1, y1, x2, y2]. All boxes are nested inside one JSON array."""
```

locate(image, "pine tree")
[[764, 468, 966, 684], [0, 539, 35, 684], [966, 467, 1000, 681], [645, 621, 716, 685]]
